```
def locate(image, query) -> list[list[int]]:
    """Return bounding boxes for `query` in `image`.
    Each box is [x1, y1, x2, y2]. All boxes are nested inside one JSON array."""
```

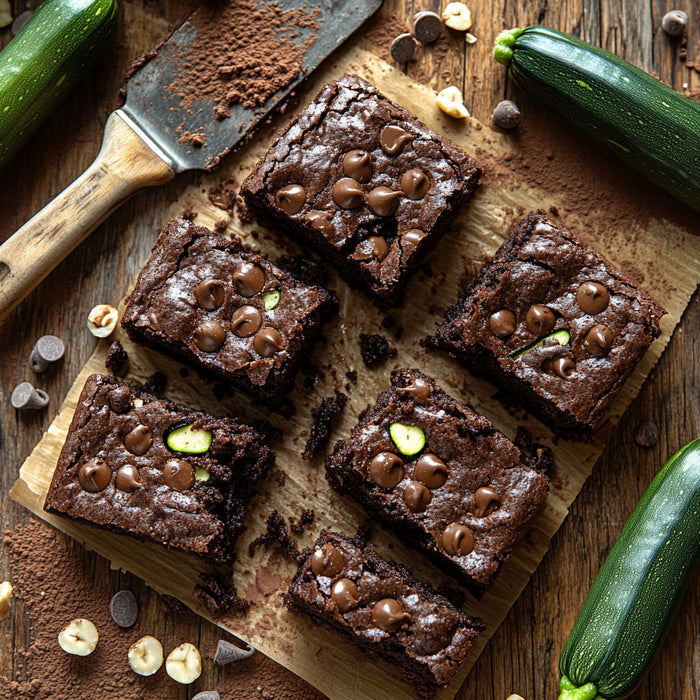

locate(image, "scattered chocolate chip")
[[368, 186, 402, 216], [359, 333, 394, 368], [395, 376, 431, 403], [193, 692, 220, 700], [195, 573, 249, 616], [354, 236, 389, 261], [583, 323, 613, 356], [390, 32, 419, 62], [543, 356, 576, 379], [491, 99, 521, 129], [29, 335, 65, 373], [411, 10, 442, 44], [105, 340, 129, 377], [213, 639, 255, 666], [11, 382, 49, 410], [208, 178, 237, 213], [661, 10, 687, 36], [634, 420, 659, 447], [302, 393, 347, 460], [110, 590, 138, 628]]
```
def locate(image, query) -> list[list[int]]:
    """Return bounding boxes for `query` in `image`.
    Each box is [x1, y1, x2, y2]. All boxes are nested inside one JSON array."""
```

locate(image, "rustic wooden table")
[[0, 1, 697, 698]]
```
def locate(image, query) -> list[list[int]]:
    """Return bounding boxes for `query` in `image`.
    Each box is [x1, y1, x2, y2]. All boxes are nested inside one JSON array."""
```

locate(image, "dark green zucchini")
[[493, 26, 700, 212], [0, 0, 119, 168], [558, 438, 700, 700]]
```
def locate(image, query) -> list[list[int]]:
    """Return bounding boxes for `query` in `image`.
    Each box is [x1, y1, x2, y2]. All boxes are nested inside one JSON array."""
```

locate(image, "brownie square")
[[240, 74, 481, 308], [285, 530, 484, 697], [432, 210, 666, 440], [121, 218, 337, 403], [44, 374, 274, 565], [325, 369, 550, 598]]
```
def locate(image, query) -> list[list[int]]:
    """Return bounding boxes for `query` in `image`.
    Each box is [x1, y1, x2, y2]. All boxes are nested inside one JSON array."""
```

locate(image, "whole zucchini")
[[0, 0, 119, 168], [493, 26, 700, 212], [558, 438, 700, 700]]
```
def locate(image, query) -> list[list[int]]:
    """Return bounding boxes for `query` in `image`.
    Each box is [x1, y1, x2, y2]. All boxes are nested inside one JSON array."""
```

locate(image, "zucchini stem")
[[558, 676, 601, 700], [493, 27, 524, 65]]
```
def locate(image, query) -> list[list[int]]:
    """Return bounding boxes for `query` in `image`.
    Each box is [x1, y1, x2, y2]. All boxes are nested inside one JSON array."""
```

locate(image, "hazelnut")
[[436, 86, 470, 118], [87, 304, 119, 338], [442, 2, 472, 32]]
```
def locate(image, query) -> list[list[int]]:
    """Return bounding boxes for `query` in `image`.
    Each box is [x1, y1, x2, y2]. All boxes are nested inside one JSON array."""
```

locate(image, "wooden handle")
[[0, 111, 175, 319]]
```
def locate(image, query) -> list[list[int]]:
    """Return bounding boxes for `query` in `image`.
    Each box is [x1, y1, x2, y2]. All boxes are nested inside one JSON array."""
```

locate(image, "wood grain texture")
[[0, 1, 698, 699]]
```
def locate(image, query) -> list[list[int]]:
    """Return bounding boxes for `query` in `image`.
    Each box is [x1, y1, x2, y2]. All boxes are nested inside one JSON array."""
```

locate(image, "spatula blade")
[[120, 0, 382, 173]]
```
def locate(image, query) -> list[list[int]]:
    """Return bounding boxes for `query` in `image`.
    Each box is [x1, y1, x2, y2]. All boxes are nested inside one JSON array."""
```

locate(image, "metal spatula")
[[0, 0, 381, 318]]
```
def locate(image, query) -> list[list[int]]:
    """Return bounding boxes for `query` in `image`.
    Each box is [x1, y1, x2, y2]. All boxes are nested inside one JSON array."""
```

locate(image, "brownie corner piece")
[[240, 73, 481, 308], [121, 217, 337, 403], [44, 373, 274, 565], [285, 530, 484, 696], [433, 210, 666, 439], [325, 368, 550, 598]]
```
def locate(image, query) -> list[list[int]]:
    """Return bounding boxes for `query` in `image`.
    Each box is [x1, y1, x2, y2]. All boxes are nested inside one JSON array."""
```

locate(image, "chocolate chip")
[[442, 523, 474, 556], [123, 424, 152, 456], [402, 229, 427, 248], [473, 486, 500, 517], [525, 305, 556, 336], [306, 211, 335, 235], [213, 639, 255, 665], [395, 376, 431, 403], [342, 150, 372, 183], [230, 305, 262, 338], [661, 10, 687, 36], [110, 590, 138, 628], [194, 320, 226, 352], [29, 335, 65, 373], [403, 481, 432, 512], [163, 458, 195, 491], [195, 279, 225, 310], [192, 692, 220, 700], [390, 32, 419, 62], [253, 327, 284, 357], [275, 184, 305, 215], [411, 10, 442, 44], [11, 382, 49, 410], [354, 236, 389, 261], [310, 543, 346, 577], [79, 458, 111, 492], [108, 385, 132, 413], [233, 261, 265, 297], [400, 169, 430, 199], [543, 356, 576, 379], [331, 578, 359, 613], [369, 452, 405, 488], [379, 124, 412, 155], [491, 99, 521, 129], [115, 465, 142, 493], [371, 598, 411, 632], [489, 309, 516, 339], [367, 186, 402, 216], [583, 323, 613, 356], [414, 453, 448, 488], [634, 420, 659, 447], [576, 281, 609, 314], [332, 178, 364, 209]]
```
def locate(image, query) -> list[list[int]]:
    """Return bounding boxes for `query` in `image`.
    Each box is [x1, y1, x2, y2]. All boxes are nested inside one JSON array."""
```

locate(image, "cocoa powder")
[[0, 519, 323, 699], [166, 0, 320, 120]]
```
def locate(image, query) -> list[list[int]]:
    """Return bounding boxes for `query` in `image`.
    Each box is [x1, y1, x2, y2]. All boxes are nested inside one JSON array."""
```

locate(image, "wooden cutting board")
[[11, 49, 700, 700]]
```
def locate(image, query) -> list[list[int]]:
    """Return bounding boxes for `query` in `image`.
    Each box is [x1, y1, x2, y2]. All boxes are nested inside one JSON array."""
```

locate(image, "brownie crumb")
[[635, 419, 659, 447], [345, 369, 358, 383], [359, 333, 395, 368], [195, 572, 249, 616], [249, 418, 283, 444], [302, 393, 347, 460], [276, 470, 287, 487], [182, 207, 197, 221], [381, 314, 396, 329], [214, 219, 227, 232], [105, 340, 129, 377], [141, 371, 167, 396], [277, 255, 328, 287], [290, 508, 315, 534], [208, 178, 238, 213], [248, 510, 301, 562], [160, 594, 188, 616]]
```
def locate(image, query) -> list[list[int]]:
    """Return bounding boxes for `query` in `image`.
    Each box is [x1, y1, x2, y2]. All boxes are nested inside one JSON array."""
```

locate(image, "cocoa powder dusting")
[[167, 0, 320, 120], [0, 519, 322, 699]]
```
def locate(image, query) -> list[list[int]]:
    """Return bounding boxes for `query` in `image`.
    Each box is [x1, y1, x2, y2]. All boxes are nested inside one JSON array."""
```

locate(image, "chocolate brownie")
[[432, 211, 666, 440], [285, 530, 484, 697], [121, 218, 336, 403], [239, 74, 481, 308], [325, 369, 549, 598], [44, 374, 274, 565]]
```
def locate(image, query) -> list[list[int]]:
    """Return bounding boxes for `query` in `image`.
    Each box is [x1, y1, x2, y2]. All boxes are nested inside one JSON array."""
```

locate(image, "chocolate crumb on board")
[[302, 393, 347, 460], [290, 508, 315, 534], [635, 419, 659, 447], [359, 333, 396, 368], [160, 594, 189, 616], [105, 339, 129, 377], [248, 510, 302, 562], [182, 207, 197, 221], [195, 572, 250, 616], [345, 369, 358, 383], [209, 178, 238, 213]]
